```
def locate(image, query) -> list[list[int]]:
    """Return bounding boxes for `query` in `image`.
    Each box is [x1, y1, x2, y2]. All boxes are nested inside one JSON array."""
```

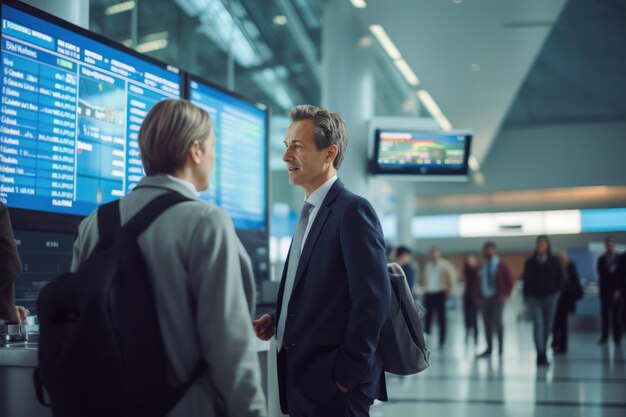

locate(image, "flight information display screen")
[[374, 130, 471, 176], [189, 78, 268, 232], [0, 2, 181, 216]]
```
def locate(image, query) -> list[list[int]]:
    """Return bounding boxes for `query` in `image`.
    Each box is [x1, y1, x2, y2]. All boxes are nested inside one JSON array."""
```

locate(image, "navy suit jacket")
[[273, 179, 391, 412]]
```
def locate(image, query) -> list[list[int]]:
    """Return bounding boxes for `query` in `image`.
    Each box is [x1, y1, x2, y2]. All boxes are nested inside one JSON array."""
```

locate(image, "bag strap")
[[96, 200, 122, 251], [123, 191, 191, 239]]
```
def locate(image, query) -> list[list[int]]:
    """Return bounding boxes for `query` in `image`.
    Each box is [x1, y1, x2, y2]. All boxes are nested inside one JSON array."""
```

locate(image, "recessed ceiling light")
[[452, 0, 463, 4], [350, 0, 368, 8], [471, 63, 481, 72], [273, 15, 287, 26], [105, 0, 136, 16], [358, 36, 373, 48]]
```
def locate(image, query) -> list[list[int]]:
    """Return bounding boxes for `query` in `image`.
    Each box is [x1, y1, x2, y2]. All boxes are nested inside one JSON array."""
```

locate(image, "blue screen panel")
[[189, 78, 268, 232], [581, 208, 626, 233], [1, 3, 181, 217]]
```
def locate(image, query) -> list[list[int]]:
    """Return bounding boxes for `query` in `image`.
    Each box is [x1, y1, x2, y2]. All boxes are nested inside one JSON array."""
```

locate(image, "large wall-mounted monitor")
[[1, 0, 181, 229], [372, 129, 472, 179], [187, 76, 269, 233]]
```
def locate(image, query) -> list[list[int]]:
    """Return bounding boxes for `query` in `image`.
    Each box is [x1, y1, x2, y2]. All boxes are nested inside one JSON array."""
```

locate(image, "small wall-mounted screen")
[[373, 130, 472, 176]]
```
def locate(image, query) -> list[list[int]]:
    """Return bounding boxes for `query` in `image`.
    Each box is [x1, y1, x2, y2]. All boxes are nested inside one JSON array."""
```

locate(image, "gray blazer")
[[71, 175, 266, 417]]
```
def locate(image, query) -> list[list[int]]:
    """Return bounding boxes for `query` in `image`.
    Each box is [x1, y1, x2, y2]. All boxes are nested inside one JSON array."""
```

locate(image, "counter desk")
[[1, 339, 272, 417]]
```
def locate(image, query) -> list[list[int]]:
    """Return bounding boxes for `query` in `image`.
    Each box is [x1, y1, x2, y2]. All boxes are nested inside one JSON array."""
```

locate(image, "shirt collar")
[[166, 174, 199, 196], [305, 175, 338, 209]]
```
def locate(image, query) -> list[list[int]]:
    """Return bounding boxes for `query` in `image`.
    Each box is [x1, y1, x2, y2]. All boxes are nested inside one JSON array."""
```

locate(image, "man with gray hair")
[[254, 105, 390, 417]]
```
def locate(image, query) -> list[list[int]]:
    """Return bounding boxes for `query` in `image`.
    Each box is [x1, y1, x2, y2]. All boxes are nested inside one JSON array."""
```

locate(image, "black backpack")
[[35, 192, 205, 417]]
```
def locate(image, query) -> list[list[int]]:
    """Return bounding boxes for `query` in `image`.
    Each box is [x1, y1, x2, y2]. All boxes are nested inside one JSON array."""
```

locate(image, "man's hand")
[[336, 382, 348, 393], [253, 314, 276, 341], [16, 306, 28, 324]]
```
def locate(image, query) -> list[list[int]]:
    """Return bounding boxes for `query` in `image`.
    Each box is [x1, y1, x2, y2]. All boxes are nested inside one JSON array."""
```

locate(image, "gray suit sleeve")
[[237, 239, 257, 318], [188, 208, 266, 417]]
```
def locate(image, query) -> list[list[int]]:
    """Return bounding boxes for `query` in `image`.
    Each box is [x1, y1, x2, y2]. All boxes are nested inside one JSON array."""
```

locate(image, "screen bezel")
[[372, 128, 472, 176], [184, 72, 271, 238], [1, 0, 182, 231]]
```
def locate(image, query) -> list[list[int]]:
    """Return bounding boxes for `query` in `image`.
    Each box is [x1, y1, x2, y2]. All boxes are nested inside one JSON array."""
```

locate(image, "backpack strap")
[[96, 200, 122, 251], [123, 191, 191, 239]]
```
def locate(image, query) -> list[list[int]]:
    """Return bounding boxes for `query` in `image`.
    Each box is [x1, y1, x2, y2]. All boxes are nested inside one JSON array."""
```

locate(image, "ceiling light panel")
[[105, 1, 136, 16], [350, 0, 368, 8], [369, 25, 402, 60]]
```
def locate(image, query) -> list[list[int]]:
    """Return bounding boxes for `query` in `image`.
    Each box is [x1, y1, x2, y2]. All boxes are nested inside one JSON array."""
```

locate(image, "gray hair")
[[289, 104, 348, 169]]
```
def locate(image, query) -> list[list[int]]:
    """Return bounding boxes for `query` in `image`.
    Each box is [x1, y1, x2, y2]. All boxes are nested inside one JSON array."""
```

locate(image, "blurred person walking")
[[521, 235, 564, 366], [597, 236, 623, 345], [552, 251, 583, 354], [461, 252, 480, 345], [420, 247, 456, 347], [395, 246, 416, 292], [476, 242, 514, 357]]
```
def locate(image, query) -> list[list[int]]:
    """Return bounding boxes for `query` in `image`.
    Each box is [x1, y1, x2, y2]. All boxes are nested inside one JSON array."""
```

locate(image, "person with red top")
[[476, 242, 515, 357]]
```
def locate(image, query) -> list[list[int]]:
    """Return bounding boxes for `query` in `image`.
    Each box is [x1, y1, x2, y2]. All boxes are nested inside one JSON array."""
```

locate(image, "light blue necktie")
[[276, 202, 314, 351]]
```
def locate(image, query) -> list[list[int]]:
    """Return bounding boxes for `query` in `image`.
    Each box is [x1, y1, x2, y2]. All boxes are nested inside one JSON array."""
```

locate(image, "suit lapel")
[[290, 180, 344, 294]]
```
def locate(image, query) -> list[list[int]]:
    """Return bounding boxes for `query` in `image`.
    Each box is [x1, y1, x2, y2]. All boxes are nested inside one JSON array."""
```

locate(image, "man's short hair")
[[483, 241, 497, 251], [139, 99, 211, 176], [605, 235, 616, 243], [289, 104, 348, 169], [396, 246, 412, 258]]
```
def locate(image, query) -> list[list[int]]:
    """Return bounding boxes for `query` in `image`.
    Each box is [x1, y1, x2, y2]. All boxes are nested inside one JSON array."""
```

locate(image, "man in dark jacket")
[[395, 246, 416, 292], [597, 236, 622, 345], [253, 105, 390, 417], [522, 235, 564, 366]]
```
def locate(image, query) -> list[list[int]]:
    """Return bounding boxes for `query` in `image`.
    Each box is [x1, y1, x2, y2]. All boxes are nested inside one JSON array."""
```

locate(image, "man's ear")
[[189, 141, 202, 164], [325, 144, 338, 165]]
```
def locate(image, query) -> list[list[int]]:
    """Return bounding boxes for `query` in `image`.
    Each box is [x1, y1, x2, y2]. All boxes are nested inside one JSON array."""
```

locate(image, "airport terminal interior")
[[1, 0, 625, 416]]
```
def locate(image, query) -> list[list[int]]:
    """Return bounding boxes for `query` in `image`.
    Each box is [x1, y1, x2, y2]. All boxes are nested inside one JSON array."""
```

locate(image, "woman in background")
[[521, 235, 564, 366], [462, 252, 480, 345], [552, 251, 583, 354]]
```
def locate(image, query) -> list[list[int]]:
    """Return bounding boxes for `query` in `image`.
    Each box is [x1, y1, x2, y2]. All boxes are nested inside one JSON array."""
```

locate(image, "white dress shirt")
[[425, 260, 443, 293], [300, 175, 338, 253], [167, 174, 199, 196]]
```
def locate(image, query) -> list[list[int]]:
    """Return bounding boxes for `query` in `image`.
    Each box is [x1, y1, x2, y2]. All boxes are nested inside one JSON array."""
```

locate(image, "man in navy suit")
[[254, 105, 390, 417]]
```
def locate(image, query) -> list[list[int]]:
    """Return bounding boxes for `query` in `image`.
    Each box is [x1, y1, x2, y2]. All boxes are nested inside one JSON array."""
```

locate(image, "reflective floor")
[[372, 295, 626, 417]]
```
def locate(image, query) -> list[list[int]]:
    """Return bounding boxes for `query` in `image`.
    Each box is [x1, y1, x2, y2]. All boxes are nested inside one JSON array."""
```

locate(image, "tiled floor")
[[372, 295, 626, 417]]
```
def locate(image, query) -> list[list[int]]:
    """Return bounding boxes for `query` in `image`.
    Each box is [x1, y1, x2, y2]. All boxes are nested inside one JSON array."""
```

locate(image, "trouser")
[[281, 350, 374, 417], [552, 295, 570, 349], [600, 293, 623, 343], [482, 296, 504, 351], [424, 291, 447, 345], [463, 296, 478, 341], [526, 294, 558, 356]]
